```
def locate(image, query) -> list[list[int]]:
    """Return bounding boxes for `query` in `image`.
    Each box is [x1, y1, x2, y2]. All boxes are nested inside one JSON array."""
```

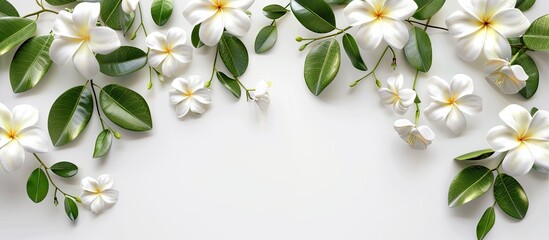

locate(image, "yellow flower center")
[[184, 91, 193, 98], [213, 0, 227, 11]]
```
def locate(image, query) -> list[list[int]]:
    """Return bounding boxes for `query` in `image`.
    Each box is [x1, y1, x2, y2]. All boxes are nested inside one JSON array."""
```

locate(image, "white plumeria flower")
[[377, 74, 416, 115], [343, 0, 418, 50], [49, 2, 121, 79], [424, 75, 483, 135], [146, 28, 193, 78], [169, 76, 212, 118], [80, 174, 119, 214], [445, 0, 530, 61], [394, 119, 435, 150], [183, 0, 254, 46], [0, 103, 49, 172], [486, 105, 549, 176], [122, 0, 139, 14], [484, 58, 528, 94], [251, 80, 272, 111]]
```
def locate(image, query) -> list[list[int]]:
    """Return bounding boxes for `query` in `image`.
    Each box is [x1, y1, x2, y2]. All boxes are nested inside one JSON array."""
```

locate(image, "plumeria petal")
[[80, 177, 100, 192], [499, 104, 531, 135], [526, 110, 549, 140], [52, 11, 81, 38], [424, 102, 452, 122], [450, 74, 474, 99], [100, 189, 119, 204], [166, 28, 188, 48], [89, 27, 121, 54], [187, 75, 205, 92], [445, 106, 467, 134], [72, 43, 100, 79], [485, 0, 516, 15], [0, 140, 24, 172], [80, 191, 98, 206], [98, 174, 114, 190], [489, 9, 530, 36], [344, 0, 376, 26], [486, 125, 521, 152], [90, 197, 106, 214], [483, 29, 512, 59], [175, 100, 191, 117], [225, 0, 254, 9], [49, 37, 82, 65], [192, 89, 212, 104], [0, 103, 11, 132], [161, 55, 182, 78], [381, 18, 409, 49], [529, 140, 549, 172], [169, 45, 193, 63], [0, 129, 10, 149], [377, 89, 396, 105], [427, 76, 451, 102], [394, 119, 415, 137], [146, 32, 168, 51], [446, 11, 484, 38], [398, 89, 416, 107], [355, 21, 383, 50], [455, 27, 486, 61], [199, 11, 224, 46], [183, 0, 218, 26], [15, 127, 49, 153], [147, 50, 168, 68], [190, 99, 207, 114], [222, 8, 251, 37], [11, 105, 39, 133], [72, 2, 100, 32], [455, 95, 483, 115], [169, 90, 187, 105], [510, 65, 529, 81], [502, 144, 534, 176], [383, 0, 417, 20]]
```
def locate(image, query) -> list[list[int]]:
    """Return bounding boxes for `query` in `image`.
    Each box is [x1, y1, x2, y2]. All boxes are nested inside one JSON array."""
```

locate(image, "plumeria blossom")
[[122, 0, 139, 14], [147, 28, 193, 78], [424, 75, 483, 135], [394, 119, 435, 150], [0, 104, 49, 172], [377, 74, 416, 115], [251, 80, 272, 111], [50, 2, 121, 79], [445, 0, 530, 61], [484, 58, 528, 94], [80, 174, 119, 214], [183, 0, 254, 46], [486, 105, 549, 176], [169, 76, 212, 118], [344, 0, 418, 50]]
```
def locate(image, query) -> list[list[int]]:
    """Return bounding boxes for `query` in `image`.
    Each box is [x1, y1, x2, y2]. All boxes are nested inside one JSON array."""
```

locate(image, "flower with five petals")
[[169, 76, 212, 118], [80, 174, 119, 214], [377, 74, 416, 115], [484, 58, 529, 94], [147, 28, 193, 78], [394, 119, 435, 150]]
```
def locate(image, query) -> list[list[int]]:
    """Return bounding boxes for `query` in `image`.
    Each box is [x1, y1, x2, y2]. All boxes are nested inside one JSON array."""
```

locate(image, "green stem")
[[350, 46, 390, 87], [33, 154, 78, 200], [492, 152, 508, 171], [236, 77, 252, 100], [509, 48, 526, 64], [298, 26, 353, 50], [23, 9, 58, 19], [405, 19, 448, 31], [413, 70, 421, 125], [206, 47, 220, 88], [90, 80, 106, 130], [137, 2, 148, 37]]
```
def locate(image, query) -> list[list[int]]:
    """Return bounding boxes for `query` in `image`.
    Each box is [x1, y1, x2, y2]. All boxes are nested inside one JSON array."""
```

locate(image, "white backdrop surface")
[[1, 0, 549, 239]]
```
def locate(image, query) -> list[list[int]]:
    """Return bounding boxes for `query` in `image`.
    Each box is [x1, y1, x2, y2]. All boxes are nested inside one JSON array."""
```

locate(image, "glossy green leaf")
[[0, 17, 36, 55], [263, 4, 288, 19], [342, 33, 367, 71], [26, 168, 49, 203], [404, 27, 432, 72], [218, 32, 249, 77], [100, 84, 153, 131], [455, 149, 495, 161], [304, 39, 341, 96], [413, 0, 446, 20], [291, 0, 336, 33], [514, 53, 539, 99], [476, 207, 496, 240], [0, 0, 19, 17], [531, 107, 539, 116], [448, 166, 494, 208], [324, 0, 352, 4], [216, 71, 241, 99], [93, 129, 113, 158], [255, 25, 278, 54], [48, 86, 94, 147], [96, 46, 147, 77], [50, 162, 78, 178], [516, 0, 535, 11], [523, 15, 549, 51], [494, 173, 528, 219], [45, 0, 76, 5], [151, 0, 173, 26], [191, 24, 205, 48], [100, 0, 125, 30], [64, 197, 79, 221], [121, 11, 135, 35], [10, 35, 53, 93]]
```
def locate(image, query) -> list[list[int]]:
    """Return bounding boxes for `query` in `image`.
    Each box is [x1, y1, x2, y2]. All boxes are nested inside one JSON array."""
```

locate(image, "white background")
[[1, 0, 549, 239]]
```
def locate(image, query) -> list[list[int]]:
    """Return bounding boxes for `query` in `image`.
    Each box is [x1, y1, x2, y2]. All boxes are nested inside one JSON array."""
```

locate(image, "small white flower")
[[122, 0, 139, 14], [445, 0, 530, 61], [80, 174, 119, 214], [0, 103, 49, 172], [183, 0, 254, 46], [169, 76, 212, 117], [49, 2, 121, 79], [424, 75, 483, 135], [147, 28, 193, 78], [344, 0, 418, 50], [484, 58, 528, 94], [251, 80, 272, 111], [394, 119, 435, 150], [486, 105, 549, 176], [377, 74, 416, 115]]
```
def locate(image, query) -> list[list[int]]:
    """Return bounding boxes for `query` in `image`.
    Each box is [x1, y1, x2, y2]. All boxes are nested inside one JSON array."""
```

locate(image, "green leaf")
[[255, 25, 278, 54], [324, 0, 352, 5], [96, 46, 147, 77], [121, 11, 135, 35], [93, 129, 113, 158], [151, 0, 174, 26], [48, 86, 94, 147], [45, 0, 76, 5], [404, 27, 432, 72], [523, 15, 549, 51], [26, 168, 49, 203], [263, 4, 288, 20], [216, 71, 241, 99], [514, 53, 539, 99], [455, 149, 496, 161], [0, 0, 19, 17], [342, 33, 367, 71], [448, 166, 494, 208], [100, 84, 153, 131], [100, 0, 125, 30], [218, 32, 249, 77], [0, 17, 36, 55], [476, 207, 496, 240], [64, 197, 79, 221], [10, 34, 53, 93], [304, 39, 341, 96], [50, 162, 78, 178], [531, 107, 539, 116], [191, 24, 205, 48], [494, 173, 528, 219], [291, 0, 336, 33], [516, 0, 535, 11], [413, 0, 446, 20]]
